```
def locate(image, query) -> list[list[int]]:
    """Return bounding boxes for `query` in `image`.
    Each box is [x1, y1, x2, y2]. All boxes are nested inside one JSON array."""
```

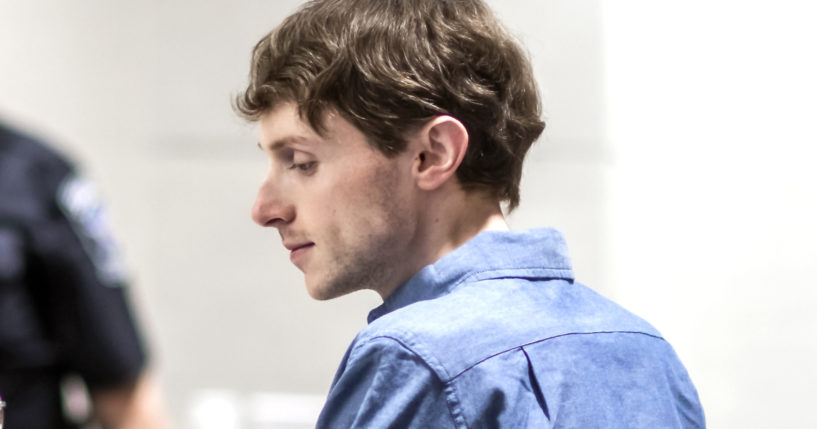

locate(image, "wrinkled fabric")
[[317, 228, 705, 428]]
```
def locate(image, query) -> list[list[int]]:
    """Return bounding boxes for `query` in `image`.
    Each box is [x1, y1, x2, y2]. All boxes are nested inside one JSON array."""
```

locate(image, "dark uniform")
[[0, 122, 146, 428]]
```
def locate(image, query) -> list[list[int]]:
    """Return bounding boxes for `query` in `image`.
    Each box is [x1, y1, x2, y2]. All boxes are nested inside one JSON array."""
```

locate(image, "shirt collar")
[[368, 227, 574, 323]]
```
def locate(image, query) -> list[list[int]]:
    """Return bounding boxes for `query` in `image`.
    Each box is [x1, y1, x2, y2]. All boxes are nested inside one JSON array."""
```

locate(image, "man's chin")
[[304, 279, 340, 301], [306, 286, 335, 301], [304, 277, 358, 301]]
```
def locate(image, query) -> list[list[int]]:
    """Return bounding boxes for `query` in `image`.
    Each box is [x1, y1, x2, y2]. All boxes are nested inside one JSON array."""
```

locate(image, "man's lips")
[[284, 242, 313, 252], [284, 242, 314, 265]]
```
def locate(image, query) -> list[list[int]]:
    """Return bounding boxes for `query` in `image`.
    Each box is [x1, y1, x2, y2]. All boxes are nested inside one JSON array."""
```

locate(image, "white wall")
[[3, 0, 812, 427], [602, 1, 817, 427]]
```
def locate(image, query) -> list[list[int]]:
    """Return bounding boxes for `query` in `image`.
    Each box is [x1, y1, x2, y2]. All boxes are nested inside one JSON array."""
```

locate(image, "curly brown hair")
[[236, 0, 545, 210]]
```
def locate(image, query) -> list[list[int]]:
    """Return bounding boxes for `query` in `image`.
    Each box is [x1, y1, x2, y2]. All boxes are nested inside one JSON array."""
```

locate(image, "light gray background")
[[1, 1, 815, 427]]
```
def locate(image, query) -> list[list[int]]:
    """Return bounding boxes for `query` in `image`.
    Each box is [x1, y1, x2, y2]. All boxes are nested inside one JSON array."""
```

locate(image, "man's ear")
[[412, 116, 469, 191]]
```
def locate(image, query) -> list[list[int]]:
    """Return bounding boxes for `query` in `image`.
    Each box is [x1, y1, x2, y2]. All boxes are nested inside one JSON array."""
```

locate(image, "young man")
[[239, 0, 705, 427]]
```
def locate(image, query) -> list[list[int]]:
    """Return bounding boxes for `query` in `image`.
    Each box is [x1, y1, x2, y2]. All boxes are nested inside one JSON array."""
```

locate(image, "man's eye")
[[289, 161, 317, 173]]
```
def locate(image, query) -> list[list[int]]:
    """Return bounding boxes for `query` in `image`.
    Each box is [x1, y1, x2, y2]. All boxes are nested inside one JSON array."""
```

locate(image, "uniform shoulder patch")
[[56, 175, 128, 286]]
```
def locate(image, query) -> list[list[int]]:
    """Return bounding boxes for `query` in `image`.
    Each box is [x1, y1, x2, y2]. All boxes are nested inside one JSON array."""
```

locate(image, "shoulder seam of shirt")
[[449, 330, 667, 382], [349, 334, 466, 428], [352, 334, 453, 381]]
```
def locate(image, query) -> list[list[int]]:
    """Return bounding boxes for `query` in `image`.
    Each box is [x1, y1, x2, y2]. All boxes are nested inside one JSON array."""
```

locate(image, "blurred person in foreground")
[[0, 120, 168, 428], [239, 0, 705, 427]]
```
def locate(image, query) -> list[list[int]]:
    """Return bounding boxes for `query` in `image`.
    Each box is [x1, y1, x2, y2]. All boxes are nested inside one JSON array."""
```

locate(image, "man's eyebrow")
[[257, 136, 307, 152]]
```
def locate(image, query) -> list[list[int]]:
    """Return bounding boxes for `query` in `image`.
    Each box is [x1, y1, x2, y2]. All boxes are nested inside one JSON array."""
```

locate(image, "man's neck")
[[376, 189, 507, 300], [439, 201, 508, 259]]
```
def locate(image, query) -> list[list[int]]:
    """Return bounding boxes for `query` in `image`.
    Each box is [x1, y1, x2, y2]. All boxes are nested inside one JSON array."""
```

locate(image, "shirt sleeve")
[[316, 336, 457, 428], [29, 172, 146, 389]]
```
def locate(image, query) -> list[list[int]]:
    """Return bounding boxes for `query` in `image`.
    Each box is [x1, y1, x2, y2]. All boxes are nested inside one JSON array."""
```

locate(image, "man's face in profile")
[[252, 102, 418, 300]]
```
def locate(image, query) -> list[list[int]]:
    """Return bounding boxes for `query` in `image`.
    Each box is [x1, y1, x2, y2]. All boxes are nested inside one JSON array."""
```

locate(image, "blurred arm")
[[92, 371, 171, 429]]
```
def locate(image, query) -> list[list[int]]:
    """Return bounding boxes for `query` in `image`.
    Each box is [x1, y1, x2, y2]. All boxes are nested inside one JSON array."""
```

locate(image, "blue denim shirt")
[[316, 228, 705, 428]]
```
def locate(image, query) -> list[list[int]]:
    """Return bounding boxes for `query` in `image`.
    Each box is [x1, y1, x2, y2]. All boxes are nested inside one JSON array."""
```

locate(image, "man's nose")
[[251, 181, 295, 227]]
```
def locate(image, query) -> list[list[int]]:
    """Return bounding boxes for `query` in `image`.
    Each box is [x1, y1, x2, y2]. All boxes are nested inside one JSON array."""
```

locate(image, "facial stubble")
[[307, 161, 416, 301]]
